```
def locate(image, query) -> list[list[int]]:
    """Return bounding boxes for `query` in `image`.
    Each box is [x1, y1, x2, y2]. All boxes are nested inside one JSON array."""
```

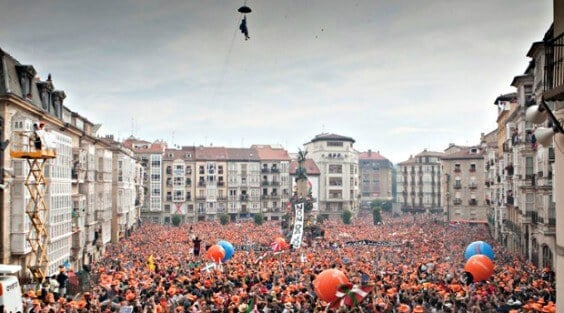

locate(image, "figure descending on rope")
[[238, 4, 252, 40]]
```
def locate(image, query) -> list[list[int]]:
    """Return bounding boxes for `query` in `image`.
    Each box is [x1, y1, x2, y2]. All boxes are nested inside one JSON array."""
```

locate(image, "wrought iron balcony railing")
[[544, 31, 564, 100]]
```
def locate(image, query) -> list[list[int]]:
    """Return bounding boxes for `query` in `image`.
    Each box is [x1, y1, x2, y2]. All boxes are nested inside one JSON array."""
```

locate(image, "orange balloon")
[[464, 254, 494, 282], [313, 269, 350, 302], [207, 244, 226, 263]]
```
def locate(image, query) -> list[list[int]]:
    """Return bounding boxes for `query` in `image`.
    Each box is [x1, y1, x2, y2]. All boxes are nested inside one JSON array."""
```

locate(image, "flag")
[[247, 295, 259, 313]]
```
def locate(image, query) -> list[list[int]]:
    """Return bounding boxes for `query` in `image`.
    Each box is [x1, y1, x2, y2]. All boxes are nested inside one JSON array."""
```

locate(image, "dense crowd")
[[22, 213, 556, 312]]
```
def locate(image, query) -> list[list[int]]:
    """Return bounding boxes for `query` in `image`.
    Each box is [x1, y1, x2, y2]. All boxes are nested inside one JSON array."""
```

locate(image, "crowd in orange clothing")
[[22, 213, 556, 312]]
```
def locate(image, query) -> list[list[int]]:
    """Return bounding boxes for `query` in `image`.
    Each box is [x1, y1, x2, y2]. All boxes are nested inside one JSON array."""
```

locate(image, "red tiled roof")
[[225, 148, 260, 161], [289, 159, 320, 175], [123, 138, 166, 153], [358, 150, 388, 160], [163, 146, 196, 160], [195, 146, 228, 160], [441, 147, 484, 160], [251, 145, 291, 161]]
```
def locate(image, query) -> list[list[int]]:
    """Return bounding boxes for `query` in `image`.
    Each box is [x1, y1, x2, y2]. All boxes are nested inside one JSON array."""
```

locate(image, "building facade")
[[123, 137, 166, 224], [162, 147, 196, 224], [303, 134, 359, 216], [442, 146, 487, 223], [397, 150, 443, 213], [358, 150, 394, 204], [252, 145, 292, 220], [226, 148, 261, 220]]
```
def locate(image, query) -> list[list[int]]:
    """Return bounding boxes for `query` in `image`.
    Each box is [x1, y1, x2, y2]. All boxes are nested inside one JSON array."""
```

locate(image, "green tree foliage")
[[373, 207, 382, 225], [381, 201, 392, 212], [171, 215, 182, 226], [341, 210, 352, 225], [316, 214, 328, 224], [254, 213, 264, 226], [220, 214, 229, 225]]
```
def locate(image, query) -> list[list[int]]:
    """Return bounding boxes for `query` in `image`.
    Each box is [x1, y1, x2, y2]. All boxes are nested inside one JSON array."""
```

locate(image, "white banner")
[[290, 203, 304, 249]]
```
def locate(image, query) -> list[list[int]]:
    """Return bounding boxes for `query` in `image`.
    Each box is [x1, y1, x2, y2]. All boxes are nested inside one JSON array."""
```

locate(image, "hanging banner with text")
[[290, 202, 304, 249]]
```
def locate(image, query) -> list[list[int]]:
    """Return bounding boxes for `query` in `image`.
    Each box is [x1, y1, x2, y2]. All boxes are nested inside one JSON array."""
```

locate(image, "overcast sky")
[[0, 0, 553, 163]]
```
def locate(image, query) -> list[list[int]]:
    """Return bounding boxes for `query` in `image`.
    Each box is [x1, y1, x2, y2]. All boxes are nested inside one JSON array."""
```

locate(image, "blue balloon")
[[464, 241, 494, 261], [217, 240, 235, 262]]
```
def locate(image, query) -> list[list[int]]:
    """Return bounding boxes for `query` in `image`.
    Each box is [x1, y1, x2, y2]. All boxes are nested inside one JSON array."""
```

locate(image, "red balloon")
[[313, 269, 350, 302], [464, 254, 494, 282], [207, 244, 225, 263]]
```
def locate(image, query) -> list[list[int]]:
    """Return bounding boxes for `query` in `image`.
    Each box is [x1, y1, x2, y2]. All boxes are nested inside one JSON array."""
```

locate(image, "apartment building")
[[358, 150, 394, 203], [542, 5, 564, 309], [194, 146, 228, 221], [226, 148, 261, 220], [103, 135, 140, 243], [123, 137, 167, 223], [303, 134, 359, 216], [252, 145, 292, 220], [0, 49, 105, 276], [396, 150, 443, 213], [162, 146, 196, 223], [442, 146, 487, 222]]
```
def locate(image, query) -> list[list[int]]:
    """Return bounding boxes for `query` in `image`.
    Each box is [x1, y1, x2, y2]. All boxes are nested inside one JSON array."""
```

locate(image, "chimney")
[[368, 149, 372, 156]]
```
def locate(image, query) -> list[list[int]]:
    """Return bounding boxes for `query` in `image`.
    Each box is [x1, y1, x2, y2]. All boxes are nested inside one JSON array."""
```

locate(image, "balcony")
[[543, 31, 564, 100], [195, 196, 206, 201], [468, 182, 477, 189], [240, 195, 249, 201], [506, 196, 514, 205], [217, 181, 225, 187], [271, 181, 281, 186], [261, 168, 270, 173], [453, 199, 462, 205], [271, 167, 280, 173], [261, 181, 269, 186], [198, 181, 206, 187], [453, 182, 462, 189], [468, 199, 477, 206]]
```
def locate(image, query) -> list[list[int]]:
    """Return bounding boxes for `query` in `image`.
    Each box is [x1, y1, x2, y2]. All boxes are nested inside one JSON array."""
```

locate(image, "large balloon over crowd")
[[21, 213, 556, 312]]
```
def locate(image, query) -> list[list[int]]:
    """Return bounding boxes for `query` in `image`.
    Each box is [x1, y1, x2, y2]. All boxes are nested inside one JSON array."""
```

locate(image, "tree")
[[341, 210, 352, 225], [373, 207, 382, 225], [381, 201, 392, 212], [171, 215, 182, 227], [253, 213, 264, 226], [316, 214, 328, 224], [220, 214, 229, 225]]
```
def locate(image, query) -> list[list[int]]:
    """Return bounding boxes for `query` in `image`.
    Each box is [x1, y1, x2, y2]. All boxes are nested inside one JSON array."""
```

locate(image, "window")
[[454, 164, 461, 172], [328, 164, 342, 174], [469, 163, 476, 172], [174, 190, 184, 201], [525, 156, 534, 177], [327, 141, 343, 147]]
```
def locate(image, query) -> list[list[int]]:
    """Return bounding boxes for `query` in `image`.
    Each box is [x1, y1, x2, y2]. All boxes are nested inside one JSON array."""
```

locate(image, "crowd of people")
[[22, 213, 556, 312]]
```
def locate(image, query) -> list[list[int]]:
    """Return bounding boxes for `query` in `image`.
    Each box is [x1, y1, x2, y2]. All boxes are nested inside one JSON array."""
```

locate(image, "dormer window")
[[51, 90, 66, 119], [16, 65, 37, 99], [36, 81, 52, 110]]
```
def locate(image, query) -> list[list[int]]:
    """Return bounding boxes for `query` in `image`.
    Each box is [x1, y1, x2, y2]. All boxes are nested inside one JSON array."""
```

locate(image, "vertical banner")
[[290, 203, 304, 249]]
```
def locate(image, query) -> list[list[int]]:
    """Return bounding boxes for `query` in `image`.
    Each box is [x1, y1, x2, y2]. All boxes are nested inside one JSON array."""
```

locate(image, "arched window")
[[542, 245, 553, 270]]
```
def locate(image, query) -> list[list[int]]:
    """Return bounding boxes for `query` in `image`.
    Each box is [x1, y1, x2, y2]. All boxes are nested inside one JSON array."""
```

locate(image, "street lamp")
[[525, 101, 564, 146]]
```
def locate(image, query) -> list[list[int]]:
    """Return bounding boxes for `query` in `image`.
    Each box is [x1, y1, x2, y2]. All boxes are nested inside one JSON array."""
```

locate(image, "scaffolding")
[[10, 120, 56, 283]]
